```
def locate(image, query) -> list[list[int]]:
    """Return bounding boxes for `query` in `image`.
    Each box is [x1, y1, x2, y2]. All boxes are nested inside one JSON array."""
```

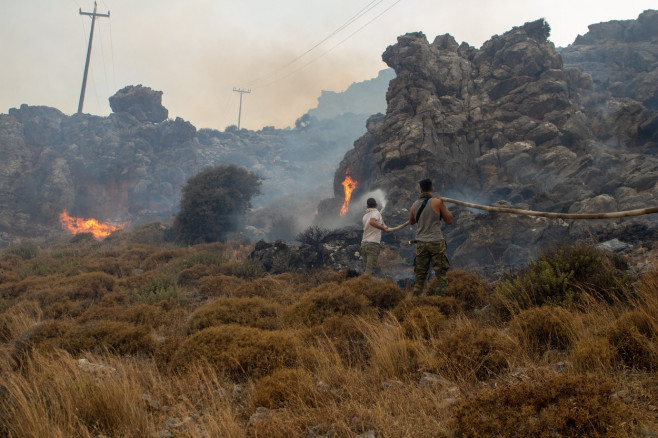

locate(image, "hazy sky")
[[1, 1, 655, 130]]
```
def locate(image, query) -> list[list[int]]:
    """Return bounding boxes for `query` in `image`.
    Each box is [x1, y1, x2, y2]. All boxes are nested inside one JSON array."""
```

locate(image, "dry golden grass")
[[0, 237, 656, 437]]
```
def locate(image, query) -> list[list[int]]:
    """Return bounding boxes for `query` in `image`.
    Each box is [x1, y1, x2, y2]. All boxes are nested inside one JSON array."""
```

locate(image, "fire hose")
[[385, 197, 658, 232]]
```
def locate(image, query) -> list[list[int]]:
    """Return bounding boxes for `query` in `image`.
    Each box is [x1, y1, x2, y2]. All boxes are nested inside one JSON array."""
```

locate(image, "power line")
[[255, 0, 404, 90], [245, 0, 386, 88]]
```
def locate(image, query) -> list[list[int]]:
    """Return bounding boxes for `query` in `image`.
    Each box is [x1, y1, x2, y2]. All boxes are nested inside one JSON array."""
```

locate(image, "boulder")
[[109, 85, 168, 123]]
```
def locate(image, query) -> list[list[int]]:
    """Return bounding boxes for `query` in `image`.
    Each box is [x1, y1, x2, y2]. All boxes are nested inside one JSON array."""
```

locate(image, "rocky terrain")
[[0, 72, 392, 248], [309, 10, 658, 278]]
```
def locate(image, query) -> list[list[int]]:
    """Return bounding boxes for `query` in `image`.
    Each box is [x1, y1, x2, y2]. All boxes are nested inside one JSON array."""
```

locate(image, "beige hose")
[[440, 197, 658, 219], [385, 197, 658, 232]]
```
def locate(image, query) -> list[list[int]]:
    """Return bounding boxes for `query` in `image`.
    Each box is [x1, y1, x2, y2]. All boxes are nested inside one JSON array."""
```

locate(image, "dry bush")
[[607, 310, 658, 370], [0, 276, 45, 299], [0, 300, 42, 342], [340, 276, 406, 312], [198, 274, 246, 298], [0, 266, 20, 284], [252, 367, 317, 409], [508, 306, 578, 358], [233, 273, 307, 304], [434, 321, 519, 382], [186, 296, 283, 332], [393, 295, 460, 320], [78, 303, 168, 327], [68, 321, 156, 355], [309, 315, 371, 367], [445, 269, 492, 310], [572, 337, 615, 372], [80, 256, 129, 278], [398, 305, 446, 340], [176, 263, 220, 286], [140, 248, 188, 270], [14, 319, 156, 358], [170, 324, 303, 380], [10, 320, 73, 367], [284, 283, 373, 327], [451, 373, 632, 437], [62, 271, 116, 301]]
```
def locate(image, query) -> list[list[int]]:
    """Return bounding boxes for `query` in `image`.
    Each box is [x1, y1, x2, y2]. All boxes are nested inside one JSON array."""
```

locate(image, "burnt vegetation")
[[0, 229, 656, 437]]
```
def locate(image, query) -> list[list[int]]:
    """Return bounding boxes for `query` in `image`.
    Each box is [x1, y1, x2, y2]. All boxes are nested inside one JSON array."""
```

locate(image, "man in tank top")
[[361, 197, 389, 275], [409, 179, 453, 295]]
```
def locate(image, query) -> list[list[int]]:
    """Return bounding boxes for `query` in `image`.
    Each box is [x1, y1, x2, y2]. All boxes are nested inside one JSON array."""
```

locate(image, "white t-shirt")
[[362, 208, 384, 243]]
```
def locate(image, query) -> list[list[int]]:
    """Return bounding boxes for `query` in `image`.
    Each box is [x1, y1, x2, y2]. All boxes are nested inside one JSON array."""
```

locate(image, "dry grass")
[[0, 237, 656, 436]]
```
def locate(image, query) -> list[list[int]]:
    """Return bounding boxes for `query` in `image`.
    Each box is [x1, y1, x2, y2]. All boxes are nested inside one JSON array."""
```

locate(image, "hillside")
[[0, 230, 656, 436]]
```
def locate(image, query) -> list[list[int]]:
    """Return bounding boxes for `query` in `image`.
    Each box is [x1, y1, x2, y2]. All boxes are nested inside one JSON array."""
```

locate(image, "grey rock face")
[[317, 15, 658, 276]]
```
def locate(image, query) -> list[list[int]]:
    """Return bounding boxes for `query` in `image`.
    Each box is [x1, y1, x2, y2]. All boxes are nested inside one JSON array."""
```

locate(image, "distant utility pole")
[[232, 87, 251, 130], [77, 1, 110, 114]]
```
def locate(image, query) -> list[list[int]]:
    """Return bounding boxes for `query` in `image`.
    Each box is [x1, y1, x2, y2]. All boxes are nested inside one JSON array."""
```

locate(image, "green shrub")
[[508, 306, 577, 358], [231, 257, 267, 279], [186, 296, 283, 332], [607, 310, 658, 370], [496, 244, 628, 312], [171, 325, 302, 380], [173, 164, 262, 244], [125, 273, 185, 304], [452, 373, 630, 437], [4, 241, 40, 260], [128, 221, 169, 245]]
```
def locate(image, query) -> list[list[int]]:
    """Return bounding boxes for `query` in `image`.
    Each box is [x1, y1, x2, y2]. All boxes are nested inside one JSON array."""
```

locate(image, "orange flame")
[[340, 175, 358, 216], [59, 210, 127, 239]]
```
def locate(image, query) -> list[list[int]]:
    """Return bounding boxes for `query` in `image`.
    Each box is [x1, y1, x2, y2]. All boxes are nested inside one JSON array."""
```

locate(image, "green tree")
[[173, 165, 262, 244]]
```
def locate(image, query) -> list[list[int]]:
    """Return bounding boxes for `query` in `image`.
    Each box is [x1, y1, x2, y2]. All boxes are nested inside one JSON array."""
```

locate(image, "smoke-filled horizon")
[[1, 0, 655, 131]]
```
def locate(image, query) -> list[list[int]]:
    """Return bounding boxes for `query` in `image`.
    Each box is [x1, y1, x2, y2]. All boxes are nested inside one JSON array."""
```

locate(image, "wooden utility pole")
[[77, 1, 110, 114], [232, 87, 251, 130]]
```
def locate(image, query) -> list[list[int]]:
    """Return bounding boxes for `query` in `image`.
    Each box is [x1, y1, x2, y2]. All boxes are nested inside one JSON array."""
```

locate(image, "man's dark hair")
[[367, 198, 377, 208], [419, 179, 433, 192]]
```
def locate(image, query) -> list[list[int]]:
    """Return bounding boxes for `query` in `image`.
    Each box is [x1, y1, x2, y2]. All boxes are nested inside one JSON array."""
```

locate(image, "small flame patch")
[[340, 175, 358, 216], [59, 210, 127, 239]]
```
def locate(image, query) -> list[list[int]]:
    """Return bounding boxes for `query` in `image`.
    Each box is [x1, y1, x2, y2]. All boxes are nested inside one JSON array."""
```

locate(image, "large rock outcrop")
[[317, 14, 658, 276]]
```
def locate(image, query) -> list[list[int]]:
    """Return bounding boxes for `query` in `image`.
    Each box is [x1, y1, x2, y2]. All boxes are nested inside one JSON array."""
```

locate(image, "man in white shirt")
[[361, 197, 389, 275]]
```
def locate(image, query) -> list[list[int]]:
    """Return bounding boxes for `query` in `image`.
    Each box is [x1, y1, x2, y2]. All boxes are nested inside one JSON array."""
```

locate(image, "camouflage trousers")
[[413, 240, 450, 296], [361, 241, 382, 276]]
